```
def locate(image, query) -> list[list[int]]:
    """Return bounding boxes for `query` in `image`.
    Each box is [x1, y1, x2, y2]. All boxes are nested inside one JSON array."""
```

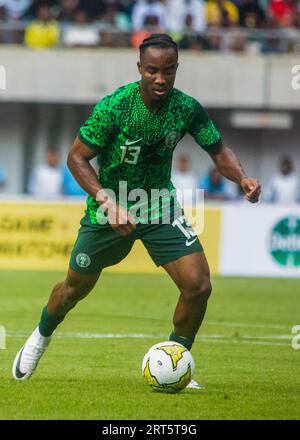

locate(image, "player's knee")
[[61, 282, 88, 306], [182, 276, 212, 301], [199, 279, 212, 299]]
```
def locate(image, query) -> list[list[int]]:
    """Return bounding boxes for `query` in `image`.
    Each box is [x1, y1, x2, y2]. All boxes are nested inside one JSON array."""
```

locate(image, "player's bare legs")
[[163, 252, 211, 389], [12, 268, 100, 380], [163, 252, 212, 346], [46, 268, 101, 319]]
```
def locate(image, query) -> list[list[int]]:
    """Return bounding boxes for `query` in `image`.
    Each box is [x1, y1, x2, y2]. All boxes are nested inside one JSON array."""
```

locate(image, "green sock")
[[169, 331, 194, 351], [38, 306, 64, 337]]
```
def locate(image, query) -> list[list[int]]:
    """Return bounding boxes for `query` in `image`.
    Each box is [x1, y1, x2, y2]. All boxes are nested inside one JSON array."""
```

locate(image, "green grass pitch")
[[0, 270, 299, 420]]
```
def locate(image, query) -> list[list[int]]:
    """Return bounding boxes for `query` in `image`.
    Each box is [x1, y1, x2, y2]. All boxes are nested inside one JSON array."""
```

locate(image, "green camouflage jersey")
[[79, 81, 221, 224]]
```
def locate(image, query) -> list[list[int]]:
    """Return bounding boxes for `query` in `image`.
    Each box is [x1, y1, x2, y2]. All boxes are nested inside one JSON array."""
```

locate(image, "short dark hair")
[[280, 155, 292, 165], [139, 33, 178, 58]]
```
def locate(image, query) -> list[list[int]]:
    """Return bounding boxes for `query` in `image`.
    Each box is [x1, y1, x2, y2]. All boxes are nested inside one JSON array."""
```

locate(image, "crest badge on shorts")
[[76, 253, 91, 268]]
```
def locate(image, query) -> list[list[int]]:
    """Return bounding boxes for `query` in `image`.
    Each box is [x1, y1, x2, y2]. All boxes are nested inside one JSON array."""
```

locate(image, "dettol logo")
[[269, 216, 300, 267]]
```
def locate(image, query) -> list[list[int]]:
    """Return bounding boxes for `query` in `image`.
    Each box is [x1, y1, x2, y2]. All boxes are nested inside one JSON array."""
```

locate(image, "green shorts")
[[70, 212, 203, 273]]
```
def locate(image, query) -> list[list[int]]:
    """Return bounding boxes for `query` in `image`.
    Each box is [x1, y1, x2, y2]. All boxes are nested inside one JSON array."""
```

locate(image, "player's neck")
[[139, 85, 167, 115]]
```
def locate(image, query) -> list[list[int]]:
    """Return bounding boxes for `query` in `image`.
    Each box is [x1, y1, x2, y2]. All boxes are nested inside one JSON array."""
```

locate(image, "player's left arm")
[[209, 142, 261, 203], [188, 99, 261, 203]]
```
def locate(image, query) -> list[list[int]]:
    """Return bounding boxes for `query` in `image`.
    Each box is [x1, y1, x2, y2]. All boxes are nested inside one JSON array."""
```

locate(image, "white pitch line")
[[6, 331, 293, 348]]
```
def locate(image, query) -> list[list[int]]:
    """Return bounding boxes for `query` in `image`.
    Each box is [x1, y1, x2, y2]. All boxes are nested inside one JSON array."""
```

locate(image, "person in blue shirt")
[[200, 166, 229, 200], [62, 163, 86, 196], [0, 165, 7, 190]]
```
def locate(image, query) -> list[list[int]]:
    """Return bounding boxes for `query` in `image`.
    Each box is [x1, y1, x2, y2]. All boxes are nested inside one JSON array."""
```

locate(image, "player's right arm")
[[67, 137, 135, 237]]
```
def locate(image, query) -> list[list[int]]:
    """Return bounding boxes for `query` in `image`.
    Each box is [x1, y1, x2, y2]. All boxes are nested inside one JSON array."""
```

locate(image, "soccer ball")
[[142, 341, 195, 393]]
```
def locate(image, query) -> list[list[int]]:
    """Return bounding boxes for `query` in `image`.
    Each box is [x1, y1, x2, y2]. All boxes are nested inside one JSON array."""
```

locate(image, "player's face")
[[138, 47, 178, 103]]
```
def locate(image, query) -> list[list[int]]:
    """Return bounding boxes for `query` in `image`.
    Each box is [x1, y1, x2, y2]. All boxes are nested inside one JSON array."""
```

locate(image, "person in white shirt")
[[132, 0, 167, 31], [63, 9, 101, 48], [165, 0, 206, 33], [0, 0, 32, 20], [172, 154, 198, 205], [264, 156, 300, 204], [28, 149, 62, 197]]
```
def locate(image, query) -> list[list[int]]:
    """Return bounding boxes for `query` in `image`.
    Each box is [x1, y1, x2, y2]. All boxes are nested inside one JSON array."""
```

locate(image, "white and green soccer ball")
[[142, 341, 195, 393]]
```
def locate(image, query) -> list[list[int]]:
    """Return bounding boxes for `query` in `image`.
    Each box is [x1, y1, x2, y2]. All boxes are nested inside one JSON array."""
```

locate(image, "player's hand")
[[240, 177, 261, 203], [107, 202, 136, 236], [96, 191, 136, 236]]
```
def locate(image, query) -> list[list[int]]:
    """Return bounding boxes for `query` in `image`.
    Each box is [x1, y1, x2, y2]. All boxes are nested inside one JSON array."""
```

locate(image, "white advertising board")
[[220, 203, 300, 278]]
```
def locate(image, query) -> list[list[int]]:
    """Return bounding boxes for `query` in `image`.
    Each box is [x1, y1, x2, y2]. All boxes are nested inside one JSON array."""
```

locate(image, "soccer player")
[[13, 34, 261, 387]]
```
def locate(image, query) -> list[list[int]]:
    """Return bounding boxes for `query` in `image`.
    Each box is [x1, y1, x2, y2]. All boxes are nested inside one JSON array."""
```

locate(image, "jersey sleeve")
[[188, 99, 222, 153], [78, 96, 116, 152]]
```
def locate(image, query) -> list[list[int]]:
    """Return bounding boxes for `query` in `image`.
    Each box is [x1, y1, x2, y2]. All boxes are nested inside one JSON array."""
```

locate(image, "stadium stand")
[[0, 0, 299, 52]]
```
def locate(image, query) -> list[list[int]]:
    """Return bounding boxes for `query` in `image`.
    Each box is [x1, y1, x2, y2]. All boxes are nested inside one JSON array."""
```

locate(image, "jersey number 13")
[[120, 146, 141, 165]]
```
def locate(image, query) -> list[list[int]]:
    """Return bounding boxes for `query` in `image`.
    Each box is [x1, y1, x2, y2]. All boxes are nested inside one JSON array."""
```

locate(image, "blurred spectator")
[[280, 10, 300, 52], [0, 164, 7, 190], [269, 0, 297, 26], [99, 2, 131, 31], [118, 0, 136, 16], [62, 163, 86, 196], [172, 154, 197, 204], [206, 0, 239, 27], [177, 13, 206, 50], [63, 9, 101, 47], [132, 0, 167, 31], [220, 25, 247, 51], [131, 15, 160, 48], [166, 0, 206, 34], [28, 150, 62, 197], [239, 0, 266, 28], [24, 1, 59, 20], [76, 0, 104, 21], [0, 0, 34, 42], [264, 156, 300, 203], [58, 0, 80, 22], [0, 0, 33, 20], [260, 16, 284, 52], [24, 3, 60, 48], [200, 166, 229, 200], [100, 2, 132, 47]]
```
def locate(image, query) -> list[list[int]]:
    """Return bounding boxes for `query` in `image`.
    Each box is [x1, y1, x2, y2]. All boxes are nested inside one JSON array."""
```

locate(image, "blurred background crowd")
[[0, 0, 300, 52], [1, 148, 299, 204]]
